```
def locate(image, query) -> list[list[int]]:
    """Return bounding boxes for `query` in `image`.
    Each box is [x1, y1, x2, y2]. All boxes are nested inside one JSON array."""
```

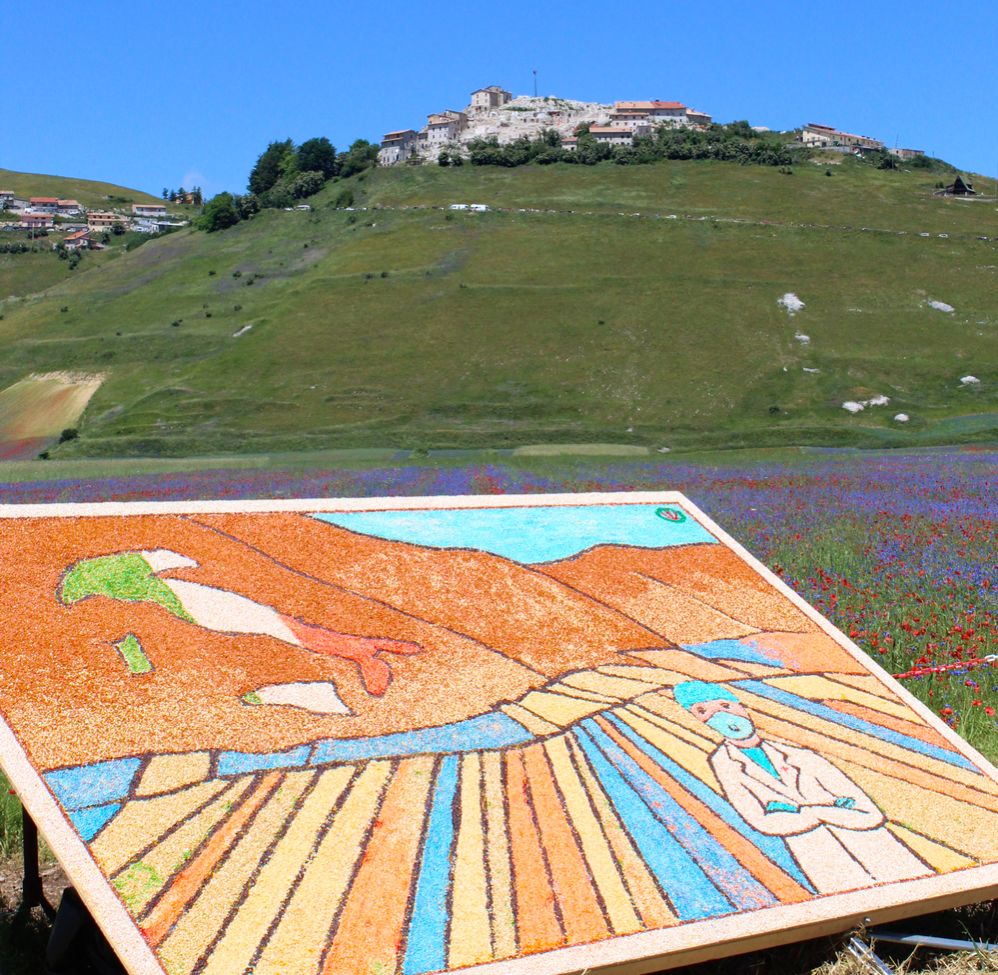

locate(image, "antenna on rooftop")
[[533, 69, 538, 98]]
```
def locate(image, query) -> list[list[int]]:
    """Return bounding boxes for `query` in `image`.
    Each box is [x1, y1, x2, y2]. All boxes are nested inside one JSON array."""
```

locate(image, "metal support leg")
[[869, 929, 998, 953], [20, 805, 55, 919], [846, 935, 895, 974]]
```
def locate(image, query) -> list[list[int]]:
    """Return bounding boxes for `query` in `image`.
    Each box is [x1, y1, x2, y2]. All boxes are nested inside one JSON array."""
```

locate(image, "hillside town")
[[378, 85, 926, 165], [0, 193, 186, 251]]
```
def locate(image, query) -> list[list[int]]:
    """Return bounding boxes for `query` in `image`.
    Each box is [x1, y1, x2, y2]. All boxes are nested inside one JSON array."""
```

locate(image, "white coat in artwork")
[[675, 680, 931, 895]]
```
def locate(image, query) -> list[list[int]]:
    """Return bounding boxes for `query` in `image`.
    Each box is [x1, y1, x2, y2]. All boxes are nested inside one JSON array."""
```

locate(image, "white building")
[[132, 203, 168, 218], [610, 101, 689, 126], [425, 111, 467, 145], [589, 125, 649, 147], [378, 129, 420, 166], [801, 123, 884, 152]]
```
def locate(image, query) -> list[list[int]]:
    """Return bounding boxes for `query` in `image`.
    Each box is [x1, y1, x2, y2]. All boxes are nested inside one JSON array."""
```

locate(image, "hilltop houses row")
[[378, 87, 714, 164], [799, 123, 923, 159], [378, 86, 928, 166], [0, 191, 185, 243]]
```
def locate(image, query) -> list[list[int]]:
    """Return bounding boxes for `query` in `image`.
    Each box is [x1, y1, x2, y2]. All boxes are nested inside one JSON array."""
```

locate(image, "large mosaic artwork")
[[0, 493, 996, 975]]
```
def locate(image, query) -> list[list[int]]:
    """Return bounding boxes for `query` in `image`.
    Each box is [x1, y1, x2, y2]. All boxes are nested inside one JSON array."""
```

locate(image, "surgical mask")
[[706, 712, 756, 740]]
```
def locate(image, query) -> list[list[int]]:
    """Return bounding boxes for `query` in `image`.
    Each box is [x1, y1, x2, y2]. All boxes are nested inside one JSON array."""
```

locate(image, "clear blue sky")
[[6, 0, 996, 197]]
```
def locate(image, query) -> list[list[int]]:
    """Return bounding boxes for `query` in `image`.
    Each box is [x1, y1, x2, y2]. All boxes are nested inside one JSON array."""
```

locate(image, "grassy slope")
[[0, 167, 163, 207], [0, 157, 995, 457]]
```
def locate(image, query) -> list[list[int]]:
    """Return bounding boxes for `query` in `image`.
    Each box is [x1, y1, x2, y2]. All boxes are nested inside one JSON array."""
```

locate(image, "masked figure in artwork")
[[675, 681, 931, 895], [59, 549, 421, 710]]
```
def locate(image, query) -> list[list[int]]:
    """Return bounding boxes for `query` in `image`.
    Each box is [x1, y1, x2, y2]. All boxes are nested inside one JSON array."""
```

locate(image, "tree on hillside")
[[290, 170, 326, 199], [337, 139, 379, 178], [249, 139, 294, 195], [297, 137, 338, 179], [198, 192, 241, 232]]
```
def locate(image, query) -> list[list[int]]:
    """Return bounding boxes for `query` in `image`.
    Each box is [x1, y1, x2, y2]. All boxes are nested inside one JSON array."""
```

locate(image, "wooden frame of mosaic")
[[0, 492, 995, 975]]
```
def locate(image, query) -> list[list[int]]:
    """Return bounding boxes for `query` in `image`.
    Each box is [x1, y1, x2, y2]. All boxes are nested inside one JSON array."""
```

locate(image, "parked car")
[[449, 204, 469, 211], [470, 204, 490, 212]]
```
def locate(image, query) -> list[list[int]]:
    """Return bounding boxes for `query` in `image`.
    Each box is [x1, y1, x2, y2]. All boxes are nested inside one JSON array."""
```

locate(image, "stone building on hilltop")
[[379, 129, 420, 166], [800, 123, 884, 153], [470, 86, 512, 111]]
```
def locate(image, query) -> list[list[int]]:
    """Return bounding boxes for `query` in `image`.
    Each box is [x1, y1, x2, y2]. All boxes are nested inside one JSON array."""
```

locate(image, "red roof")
[[30, 197, 58, 204], [64, 230, 89, 240], [383, 129, 415, 138], [57, 199, 80, 206], [23, 213, 52, 221]]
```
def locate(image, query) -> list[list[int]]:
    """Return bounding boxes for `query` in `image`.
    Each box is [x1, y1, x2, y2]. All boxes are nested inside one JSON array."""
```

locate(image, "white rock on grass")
[[778, 293, 806, 316], [842, 401, 865, 413], [802, 367, 820, 373], [794, 332, 811, 344], [232, 324, 253, 337], [867, 394, 890, 406], [960, 375, 980, 385], [928, 299, 955, 313], [894, 413, 910, 422]]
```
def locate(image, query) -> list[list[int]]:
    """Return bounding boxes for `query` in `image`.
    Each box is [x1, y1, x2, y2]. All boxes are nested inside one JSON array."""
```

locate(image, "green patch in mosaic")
[[113, 861, 163, 913], [115, 633, 153, 675], [59, 553, 194, 623]]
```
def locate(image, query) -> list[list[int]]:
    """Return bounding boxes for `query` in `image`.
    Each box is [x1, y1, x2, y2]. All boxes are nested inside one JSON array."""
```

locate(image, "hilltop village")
[[378, 85, 926, 165]]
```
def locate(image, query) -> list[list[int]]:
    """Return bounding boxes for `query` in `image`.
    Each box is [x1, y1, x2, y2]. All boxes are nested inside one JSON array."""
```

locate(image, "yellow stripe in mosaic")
[[518, 690, 604, 728], [198, 764, 355, 975], [561, 671, 660, 699], [158, 771, 313, 975], [251, 761, 392, 975], [482, 750, 516, 960], [886, 824, 977, 873], [772, 675, 923, 722], [448, 753, 493, 969], [111, 779, 252, 917], [566, 736, 677, 929], [135, 752, 212, 798], [628, 702, 718, 752], [739, 687, 998, 797], [546, 684, 619, 705], [842, 762, 998, 860], [615, 707, 720, 792], [544, 736, 642, 936], [92, 778, 236, 875], [500, 703, 560, 736]]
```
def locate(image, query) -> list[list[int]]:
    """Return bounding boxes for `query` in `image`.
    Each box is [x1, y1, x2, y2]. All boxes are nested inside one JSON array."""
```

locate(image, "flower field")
[[2, 447, 995, 760]]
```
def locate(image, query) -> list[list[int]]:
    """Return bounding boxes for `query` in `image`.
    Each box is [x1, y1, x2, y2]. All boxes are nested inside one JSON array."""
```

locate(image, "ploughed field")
[[0, 159, 995, 457]]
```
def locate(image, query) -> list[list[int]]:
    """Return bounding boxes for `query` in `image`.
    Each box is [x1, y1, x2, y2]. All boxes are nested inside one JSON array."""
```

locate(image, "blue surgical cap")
[[674, 681, 738, 710]]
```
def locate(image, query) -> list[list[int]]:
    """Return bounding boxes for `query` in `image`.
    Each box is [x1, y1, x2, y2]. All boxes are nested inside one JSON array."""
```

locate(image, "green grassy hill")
[[0, 156, 995, 457], [0, 167, 163, 208]]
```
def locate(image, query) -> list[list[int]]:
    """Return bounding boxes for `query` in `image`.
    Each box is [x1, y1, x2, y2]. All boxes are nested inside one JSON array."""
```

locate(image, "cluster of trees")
[[161, 186, 204, 204], [198, 136, 379, 232], [451, 122, 806, 170]]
